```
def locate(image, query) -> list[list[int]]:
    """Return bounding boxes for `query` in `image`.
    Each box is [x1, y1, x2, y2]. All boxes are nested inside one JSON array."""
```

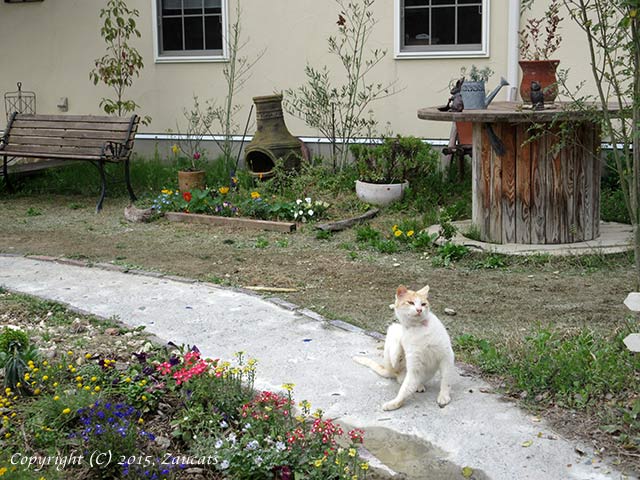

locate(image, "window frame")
[[152, 0, 229, 63], [394, 0, 490, 59]]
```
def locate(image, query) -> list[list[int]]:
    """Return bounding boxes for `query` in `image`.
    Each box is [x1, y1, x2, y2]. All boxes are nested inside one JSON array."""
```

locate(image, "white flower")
[[275, 441, 286, 451], [296, 199, 302, 205], [228, 432, 237, 444], [255, 456, 263, 466], [220, 459, 230, 470], [298, 210, 304, 216], [305, 197, 312, 204], [215, 439, 224, 449], [308, 209, 314, 216], [246, 440, 259, 450], [294, 211, 298, 218], [220, 420, 228, 429], [243, 423, 251, 431]]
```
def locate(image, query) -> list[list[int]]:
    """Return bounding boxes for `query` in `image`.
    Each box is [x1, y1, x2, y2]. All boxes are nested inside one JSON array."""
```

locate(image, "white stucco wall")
[[0, 0, 595, 148]]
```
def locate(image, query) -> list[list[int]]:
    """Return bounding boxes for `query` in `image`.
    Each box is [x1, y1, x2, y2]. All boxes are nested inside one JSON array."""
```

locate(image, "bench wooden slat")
[[7, 136, 125, 149], [9, 127, 129, 140], [1, 150, 103, 161], [16, 114, 132, 124], [12, 120, 131, 132], [2, 144, 104, 158]]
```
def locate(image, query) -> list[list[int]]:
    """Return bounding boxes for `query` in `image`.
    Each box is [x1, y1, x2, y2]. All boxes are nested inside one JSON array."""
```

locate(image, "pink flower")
[[193, 152, 201, 160]]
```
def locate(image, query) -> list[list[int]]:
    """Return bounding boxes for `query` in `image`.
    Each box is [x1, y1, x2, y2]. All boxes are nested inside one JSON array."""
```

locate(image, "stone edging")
[[1, 253, 385, 342]]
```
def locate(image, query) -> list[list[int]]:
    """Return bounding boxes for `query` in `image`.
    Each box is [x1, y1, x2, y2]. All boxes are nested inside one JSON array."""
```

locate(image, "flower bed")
[[0, 296, 371, 479], [153, 187, 330, 226]]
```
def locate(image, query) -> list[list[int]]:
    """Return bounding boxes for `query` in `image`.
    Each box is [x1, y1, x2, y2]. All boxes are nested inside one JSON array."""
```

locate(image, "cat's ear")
[[396, 285, 408, 299], [417, 285, 430, 298]]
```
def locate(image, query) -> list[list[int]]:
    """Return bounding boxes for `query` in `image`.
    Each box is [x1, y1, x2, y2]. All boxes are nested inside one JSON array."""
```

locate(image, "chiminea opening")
[[246, 150, 275, 175]]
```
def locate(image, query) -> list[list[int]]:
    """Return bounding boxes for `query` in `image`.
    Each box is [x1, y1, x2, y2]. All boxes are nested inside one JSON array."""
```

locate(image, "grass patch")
[[455, 321, 640, 456]]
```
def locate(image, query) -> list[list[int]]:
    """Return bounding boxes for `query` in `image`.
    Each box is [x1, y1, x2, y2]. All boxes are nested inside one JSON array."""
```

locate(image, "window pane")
[[204, 0, 221, 14], [184, 0, 202, 15], [205, 15, 222, 50], [432, 0, 455, 5], [458, 6, 482, 44], [162, 0, 181, 16], [184, 16, 204, 50], [458, 0, 480, 3], [404, 8, 430, 46], [431, 7, 455, 45], [162, 17, 183, 51], [404, 0, 428, 6]]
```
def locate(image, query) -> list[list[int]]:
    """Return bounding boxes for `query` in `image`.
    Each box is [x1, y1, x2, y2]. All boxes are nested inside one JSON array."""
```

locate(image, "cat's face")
[[393, 285, 430, 325]]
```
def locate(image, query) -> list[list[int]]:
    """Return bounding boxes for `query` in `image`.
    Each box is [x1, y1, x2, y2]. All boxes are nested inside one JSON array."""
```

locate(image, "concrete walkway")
[[0, 255, 632, 480]]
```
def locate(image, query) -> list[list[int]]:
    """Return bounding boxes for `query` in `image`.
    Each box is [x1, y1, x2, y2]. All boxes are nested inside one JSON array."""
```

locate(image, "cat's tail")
[[352, 356, 396, 379]]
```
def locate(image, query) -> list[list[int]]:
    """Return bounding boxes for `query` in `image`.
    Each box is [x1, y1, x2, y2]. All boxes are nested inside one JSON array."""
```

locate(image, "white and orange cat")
[[354, 285, 455, 411]]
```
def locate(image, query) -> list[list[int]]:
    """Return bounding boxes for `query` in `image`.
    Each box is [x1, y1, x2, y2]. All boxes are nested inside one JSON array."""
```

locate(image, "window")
[[154, 0, 227, 61], [395, 0, 489, 58]]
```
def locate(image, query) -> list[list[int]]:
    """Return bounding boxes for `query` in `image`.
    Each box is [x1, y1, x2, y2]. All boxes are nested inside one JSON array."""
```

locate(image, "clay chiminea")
[[244, 95, 306, 178]]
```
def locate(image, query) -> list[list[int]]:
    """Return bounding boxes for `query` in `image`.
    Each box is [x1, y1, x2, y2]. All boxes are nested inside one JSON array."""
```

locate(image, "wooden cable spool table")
[[418, 102, 617, 244]]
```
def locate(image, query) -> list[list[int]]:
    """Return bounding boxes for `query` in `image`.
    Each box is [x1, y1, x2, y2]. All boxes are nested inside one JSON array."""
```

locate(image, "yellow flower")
[[42, 361, 48, 366], [53, 382, 59, 387], [34, 388, 41, 395], [85, 353, 92, 359], [53, 396, 60, 401], [394, 230, 403, 237], [348, 448, 357, 457], [407, 230, 415, 237], [392, 224, 398, 231], [360, 462, 369, 470], [231, 176, 238, 185], [138, 418, 144, 424], [171, 144, 179, 155], [67, 350, 73, 356], [250, 191, 261, 199], [141, 395, 148, 402], [281, 383, 295, 392], [91, 376, 97, 382], [4, 433, 10, 439], [0, 467, 7, 476], [24, 373, 30, 381], [219, 186, 230, 195], [4, 388, 11, 395], [42, 375, 49, 381], [62, 408, 71, 415], [314, 459, 323, 467], [84, 386, 90, 391], [94, 386, 101, 392], [125, 377, 132, 383], [75, 376, 83, 382]]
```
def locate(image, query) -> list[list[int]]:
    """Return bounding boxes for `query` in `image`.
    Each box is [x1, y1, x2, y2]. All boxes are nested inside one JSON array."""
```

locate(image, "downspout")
[[506, 0, 521, 101]]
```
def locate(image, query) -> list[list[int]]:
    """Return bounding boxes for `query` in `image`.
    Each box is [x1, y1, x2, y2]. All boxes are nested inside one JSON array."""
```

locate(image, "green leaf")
[[462, 466, 474, 478]]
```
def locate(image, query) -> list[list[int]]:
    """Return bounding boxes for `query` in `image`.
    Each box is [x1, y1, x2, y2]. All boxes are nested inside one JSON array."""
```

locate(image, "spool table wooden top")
[[417, 101, 622, 124]]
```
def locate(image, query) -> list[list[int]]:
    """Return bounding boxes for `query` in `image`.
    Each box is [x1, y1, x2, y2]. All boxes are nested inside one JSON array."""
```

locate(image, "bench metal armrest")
[[101, 141, 129, 161]]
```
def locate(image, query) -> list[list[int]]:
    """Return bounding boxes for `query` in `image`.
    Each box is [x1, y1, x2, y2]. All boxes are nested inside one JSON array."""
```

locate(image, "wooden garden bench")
[[0, 113, 139, 212]]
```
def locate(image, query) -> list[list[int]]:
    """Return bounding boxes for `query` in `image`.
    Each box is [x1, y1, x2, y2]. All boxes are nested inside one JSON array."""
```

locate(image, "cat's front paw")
[[437, 392, 451, 408], [382, 400, 402, 411], [416, 385, 426, 393]]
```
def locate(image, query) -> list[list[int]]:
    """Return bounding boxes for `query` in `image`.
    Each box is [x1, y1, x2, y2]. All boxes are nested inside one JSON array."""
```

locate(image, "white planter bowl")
[[355, 180, 409, 206]]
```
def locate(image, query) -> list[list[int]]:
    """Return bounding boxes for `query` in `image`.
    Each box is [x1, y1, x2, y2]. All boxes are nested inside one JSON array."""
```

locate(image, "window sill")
[[394, 50, 489, 60], [154, 55, 228, 64]]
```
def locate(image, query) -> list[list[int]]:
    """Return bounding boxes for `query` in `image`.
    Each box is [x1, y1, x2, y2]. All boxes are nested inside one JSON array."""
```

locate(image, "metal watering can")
[[460, 77, 509, 110]]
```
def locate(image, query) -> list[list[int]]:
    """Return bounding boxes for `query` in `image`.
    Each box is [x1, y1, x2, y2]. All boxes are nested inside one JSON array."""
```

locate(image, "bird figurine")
[[530, 81, 544, 111]]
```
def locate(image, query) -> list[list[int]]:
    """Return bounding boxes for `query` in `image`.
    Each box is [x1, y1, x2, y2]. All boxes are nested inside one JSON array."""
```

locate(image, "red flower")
[[183, 191, 192, 202], [193, 152, 201, 160]]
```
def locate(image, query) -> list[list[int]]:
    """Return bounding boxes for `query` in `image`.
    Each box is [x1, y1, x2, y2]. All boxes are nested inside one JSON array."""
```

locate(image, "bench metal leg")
[[124, 158, 137, 203], [96, 161, 107, 213], [2, 155, 14, 193]]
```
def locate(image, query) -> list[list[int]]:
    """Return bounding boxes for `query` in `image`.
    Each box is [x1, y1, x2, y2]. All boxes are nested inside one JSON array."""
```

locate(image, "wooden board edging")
[[165, 212, 296, 232]]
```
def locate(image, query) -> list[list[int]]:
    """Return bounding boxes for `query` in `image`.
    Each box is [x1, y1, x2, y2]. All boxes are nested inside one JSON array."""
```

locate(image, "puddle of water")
[[359, 426, 489, 480]]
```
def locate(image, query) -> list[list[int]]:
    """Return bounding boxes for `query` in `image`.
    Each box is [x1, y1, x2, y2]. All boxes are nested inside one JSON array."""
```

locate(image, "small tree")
[[284, 0, 398, 172], [90, 0, 149, 123], [561, 0, 640, 286]]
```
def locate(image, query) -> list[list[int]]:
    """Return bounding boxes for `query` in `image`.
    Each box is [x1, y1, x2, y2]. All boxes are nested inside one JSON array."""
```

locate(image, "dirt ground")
[[1, 194, 639, 475], [0, 194, 635, 342]]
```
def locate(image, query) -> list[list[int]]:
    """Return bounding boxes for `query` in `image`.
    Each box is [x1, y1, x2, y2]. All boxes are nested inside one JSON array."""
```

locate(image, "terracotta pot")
[[519, 59, 560, 104], [178, 170, 206, 192], [456, 122, 473, 145]]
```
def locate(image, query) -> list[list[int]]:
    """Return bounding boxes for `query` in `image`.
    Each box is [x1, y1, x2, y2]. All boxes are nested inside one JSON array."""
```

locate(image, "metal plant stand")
[[4, 82, 36, 121]]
